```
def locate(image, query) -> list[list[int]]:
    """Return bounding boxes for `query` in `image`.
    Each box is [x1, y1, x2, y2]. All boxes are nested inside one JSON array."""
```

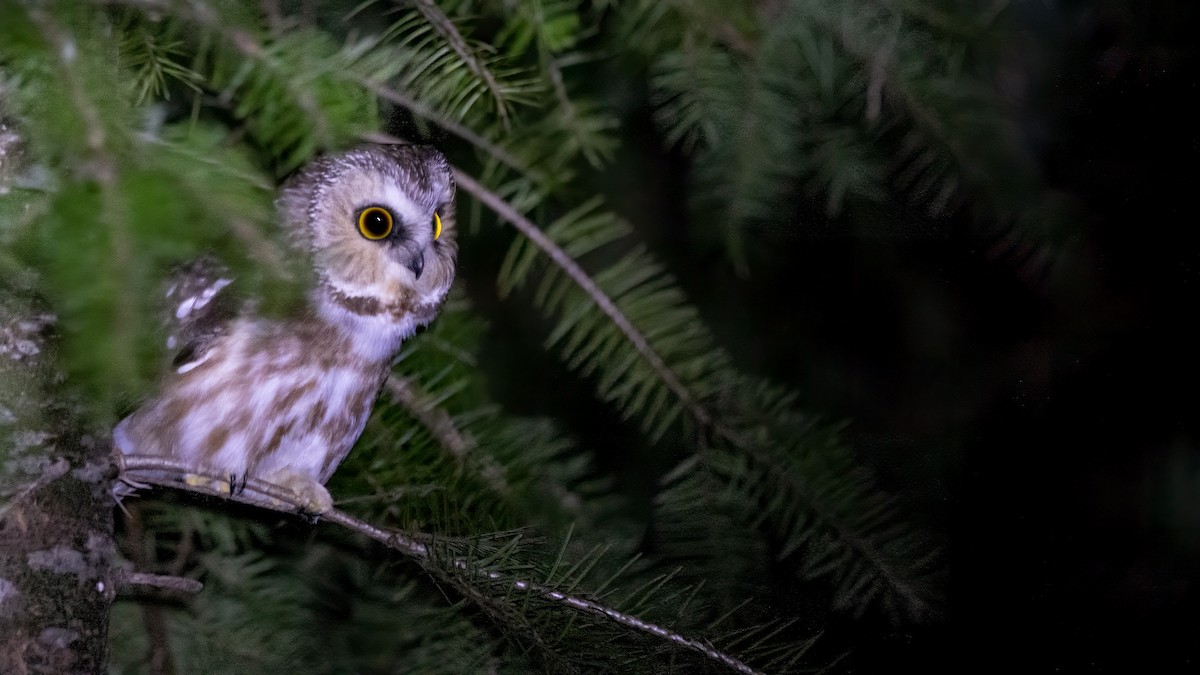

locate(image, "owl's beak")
[[406, 251, 425, 280]]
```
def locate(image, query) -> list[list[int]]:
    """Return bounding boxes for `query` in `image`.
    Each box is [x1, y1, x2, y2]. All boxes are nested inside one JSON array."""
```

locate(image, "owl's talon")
[[230, 473, 248, 495], [296, 507, 322, 524]]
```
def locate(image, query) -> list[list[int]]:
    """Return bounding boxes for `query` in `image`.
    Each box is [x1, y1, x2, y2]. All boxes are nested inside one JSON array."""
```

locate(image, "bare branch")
[[120, 571, 204, 595]]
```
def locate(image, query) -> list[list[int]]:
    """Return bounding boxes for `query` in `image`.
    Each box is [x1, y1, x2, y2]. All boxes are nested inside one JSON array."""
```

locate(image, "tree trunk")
[[1, 292, 118, 674]]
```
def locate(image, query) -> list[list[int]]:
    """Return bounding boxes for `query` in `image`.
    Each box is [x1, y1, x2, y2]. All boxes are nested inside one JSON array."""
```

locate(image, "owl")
[[114, 144, 457, 514]]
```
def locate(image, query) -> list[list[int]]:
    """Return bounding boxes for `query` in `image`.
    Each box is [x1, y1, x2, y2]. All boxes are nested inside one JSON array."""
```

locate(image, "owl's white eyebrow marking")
[[174, 278, 233, 319]]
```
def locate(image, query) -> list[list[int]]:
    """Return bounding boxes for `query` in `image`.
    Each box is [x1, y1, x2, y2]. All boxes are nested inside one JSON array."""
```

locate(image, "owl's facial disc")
[[280, 144, 456, 327]]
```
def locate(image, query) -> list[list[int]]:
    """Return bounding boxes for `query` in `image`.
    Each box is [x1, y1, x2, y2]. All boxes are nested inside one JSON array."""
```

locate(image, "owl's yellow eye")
[[357, 207, 393, 240], [433, 211, 443, 241]]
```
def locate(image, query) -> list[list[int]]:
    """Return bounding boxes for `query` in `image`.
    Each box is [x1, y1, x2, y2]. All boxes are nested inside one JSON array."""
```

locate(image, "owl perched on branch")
[[114, 144, 457, 514]]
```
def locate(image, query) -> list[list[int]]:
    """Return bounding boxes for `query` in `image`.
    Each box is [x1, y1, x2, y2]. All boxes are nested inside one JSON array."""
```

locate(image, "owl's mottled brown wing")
[[164, 256, 237, 373]]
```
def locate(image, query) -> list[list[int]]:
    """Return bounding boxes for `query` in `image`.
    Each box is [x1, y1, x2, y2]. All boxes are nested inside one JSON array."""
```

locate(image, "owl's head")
[[277, 144, 457, 338]]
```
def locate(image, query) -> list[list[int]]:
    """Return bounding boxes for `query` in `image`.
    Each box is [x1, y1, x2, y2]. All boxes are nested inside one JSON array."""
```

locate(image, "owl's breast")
[[115, 317, 390, 484]]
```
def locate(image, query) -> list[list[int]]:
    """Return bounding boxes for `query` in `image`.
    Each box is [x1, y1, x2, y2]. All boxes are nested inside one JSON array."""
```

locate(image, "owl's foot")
[[262, 470, 333, 516]]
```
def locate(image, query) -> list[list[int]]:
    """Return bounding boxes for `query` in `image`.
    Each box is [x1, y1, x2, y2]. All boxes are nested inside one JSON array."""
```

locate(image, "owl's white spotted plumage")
[[114, 144, 457, 513]]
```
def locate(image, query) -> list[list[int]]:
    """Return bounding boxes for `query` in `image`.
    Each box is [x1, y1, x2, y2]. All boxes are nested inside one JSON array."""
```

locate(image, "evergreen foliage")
[[0, 0, 1047, 671]]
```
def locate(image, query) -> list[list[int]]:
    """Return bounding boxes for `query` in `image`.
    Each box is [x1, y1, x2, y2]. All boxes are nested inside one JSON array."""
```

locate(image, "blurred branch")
[[384, 375, 473, 459], [382, 374, 511, 496]]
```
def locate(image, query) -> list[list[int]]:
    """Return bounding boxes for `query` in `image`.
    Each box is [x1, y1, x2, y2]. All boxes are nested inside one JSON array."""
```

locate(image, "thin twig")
[[116, 456, 761, 674]]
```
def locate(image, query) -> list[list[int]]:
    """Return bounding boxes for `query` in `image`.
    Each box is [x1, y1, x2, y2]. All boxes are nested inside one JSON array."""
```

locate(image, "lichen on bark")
[[2, 288, 119, 674]]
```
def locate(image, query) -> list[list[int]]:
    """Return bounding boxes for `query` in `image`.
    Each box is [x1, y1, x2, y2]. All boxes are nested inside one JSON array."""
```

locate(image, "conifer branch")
[[738, 438, 934, 617], [450, 168, 715, 431], [448, 167, 919, 609], [117, 455, 762, 674], [109, 0, 342, 165], [406, 0, 511, 126]]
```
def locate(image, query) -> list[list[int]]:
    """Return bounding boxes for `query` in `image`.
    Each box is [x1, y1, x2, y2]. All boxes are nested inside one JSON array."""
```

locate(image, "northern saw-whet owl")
[[114, 144, 457, 514]]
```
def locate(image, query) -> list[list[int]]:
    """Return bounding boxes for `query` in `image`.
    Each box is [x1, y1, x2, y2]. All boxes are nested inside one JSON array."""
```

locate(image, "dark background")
[[467, 2, 1200, 671], [841, 4, 1199, 670], [744, 4, 1200, 670]]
